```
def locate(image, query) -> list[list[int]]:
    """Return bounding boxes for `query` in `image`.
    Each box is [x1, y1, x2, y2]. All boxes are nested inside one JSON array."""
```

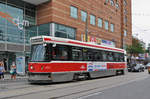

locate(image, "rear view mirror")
[[52, 44, 56, 47]]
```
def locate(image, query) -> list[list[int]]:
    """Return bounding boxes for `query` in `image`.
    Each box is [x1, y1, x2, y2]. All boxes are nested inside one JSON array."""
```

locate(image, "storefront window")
[[26, 26, 37, 44], [0, 0, 36, 44], [55, 23, 76, 40], [0, 25, 5, 41], [38, 23, 50, 36]]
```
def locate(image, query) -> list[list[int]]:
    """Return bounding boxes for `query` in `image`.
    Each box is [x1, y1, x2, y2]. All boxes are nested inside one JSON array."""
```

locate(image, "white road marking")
[[77, 91, 103, 99]]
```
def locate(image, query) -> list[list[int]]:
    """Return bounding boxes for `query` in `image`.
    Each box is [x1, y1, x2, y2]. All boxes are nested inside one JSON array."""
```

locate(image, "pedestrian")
[[0, 61, 5, 80], [3, 58, 7, 72], [10, 62, 17, 80]]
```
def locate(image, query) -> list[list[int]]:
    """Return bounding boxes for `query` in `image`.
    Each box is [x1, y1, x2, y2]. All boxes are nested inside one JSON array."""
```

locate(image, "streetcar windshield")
[[30, 44, 51, 62]]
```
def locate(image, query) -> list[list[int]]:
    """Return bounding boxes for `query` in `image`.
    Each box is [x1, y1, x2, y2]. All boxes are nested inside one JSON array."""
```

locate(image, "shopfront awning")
[[22, 0, 49, 5]]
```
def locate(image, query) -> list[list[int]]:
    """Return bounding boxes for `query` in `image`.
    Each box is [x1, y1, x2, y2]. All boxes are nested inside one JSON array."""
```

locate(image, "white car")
[[146, 63, 150, 69]]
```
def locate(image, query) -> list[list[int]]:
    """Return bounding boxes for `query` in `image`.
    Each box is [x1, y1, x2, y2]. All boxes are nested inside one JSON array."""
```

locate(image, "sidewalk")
[[1, 73, 28, 80]]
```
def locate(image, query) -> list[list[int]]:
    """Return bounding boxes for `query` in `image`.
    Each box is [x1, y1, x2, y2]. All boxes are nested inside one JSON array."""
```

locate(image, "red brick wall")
[[37, 0, 132, 48]]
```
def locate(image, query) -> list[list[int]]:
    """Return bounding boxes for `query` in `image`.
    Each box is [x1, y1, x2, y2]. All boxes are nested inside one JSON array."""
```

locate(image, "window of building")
[[90, 14, 96, 25], [110, 23, 114, 32], [105, 0, 109, 3], [81, 10, 87, 22], [55, 23, 76, 40], [124, 29, 127, 37], [98, 18, 103, 28], [124, 9, 127, 15], [70, 6, 78, 19], [0, 25, 5, 41], [0, 1, 36, 44], [124, 16, 127, 25], [110, 0, 114, 6], [115, 3, 119, 9], [38, 23, 50, 36], [124, 0, 127, 6], [26, 26, 37, 44], [104, 20, 109, 30]]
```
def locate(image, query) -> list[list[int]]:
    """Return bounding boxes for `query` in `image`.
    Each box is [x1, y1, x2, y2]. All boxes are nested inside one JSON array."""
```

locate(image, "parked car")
[[145, 63, 150, 69], [131, 64, 145, 72], [128, 65, 134, 72], [127, 62, 136, 72], [146, 63, 150, 74]]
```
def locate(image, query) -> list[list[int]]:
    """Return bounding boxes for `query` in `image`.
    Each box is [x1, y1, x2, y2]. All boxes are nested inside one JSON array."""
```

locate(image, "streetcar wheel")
[[121, 70, 125, 75], [73, 74, 78, 80], [86, 73, 91, 80]]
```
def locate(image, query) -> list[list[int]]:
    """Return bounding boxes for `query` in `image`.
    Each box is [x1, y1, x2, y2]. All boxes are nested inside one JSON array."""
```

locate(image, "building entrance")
[[0, 52, 16, 71]]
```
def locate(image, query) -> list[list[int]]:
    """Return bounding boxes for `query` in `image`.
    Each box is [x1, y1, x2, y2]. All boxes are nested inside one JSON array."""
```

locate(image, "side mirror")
[[52, 44, 56, 47], [43, 43, 47, 46]]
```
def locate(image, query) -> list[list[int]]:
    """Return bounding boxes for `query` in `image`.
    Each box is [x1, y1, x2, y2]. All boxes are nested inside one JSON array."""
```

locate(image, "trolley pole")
[[85, 17, 88, 42]]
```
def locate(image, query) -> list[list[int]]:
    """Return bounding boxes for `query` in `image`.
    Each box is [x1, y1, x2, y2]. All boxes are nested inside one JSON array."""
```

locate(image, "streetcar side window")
[[83, 48, 94, 61], [102, 51, 108, 61], [114, 52, 120, 62], [107, 52, 114, 62], [113, 53, 125, 62], [30, 44, 51, 62], [94, 50, 103, 61], [119, 53, 125, 62], [52, 45, 68, 60], [72, 47, 83, 61]]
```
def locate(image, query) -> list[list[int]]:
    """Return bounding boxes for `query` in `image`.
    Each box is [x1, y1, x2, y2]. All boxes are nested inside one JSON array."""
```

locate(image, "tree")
[[126, 37, 145, 56]]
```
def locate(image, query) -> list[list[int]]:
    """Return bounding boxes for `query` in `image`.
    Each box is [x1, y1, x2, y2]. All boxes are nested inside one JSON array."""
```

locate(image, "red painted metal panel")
[[107, 63, 126, 69], [28, 63, 87, 73]]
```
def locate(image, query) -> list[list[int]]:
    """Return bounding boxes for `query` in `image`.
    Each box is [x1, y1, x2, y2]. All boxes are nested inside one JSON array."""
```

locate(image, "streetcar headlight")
[[30, 66, 34, 70]]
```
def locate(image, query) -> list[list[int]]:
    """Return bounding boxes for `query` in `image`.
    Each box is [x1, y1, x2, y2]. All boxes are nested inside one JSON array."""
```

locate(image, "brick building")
[[0, 0, 132, 71], [37, 0, 132, 48]]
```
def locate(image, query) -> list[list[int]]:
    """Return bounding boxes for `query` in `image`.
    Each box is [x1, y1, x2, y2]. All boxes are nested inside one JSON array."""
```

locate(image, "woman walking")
[[10, 62, 17, 80], [0, 61, 5, 80]]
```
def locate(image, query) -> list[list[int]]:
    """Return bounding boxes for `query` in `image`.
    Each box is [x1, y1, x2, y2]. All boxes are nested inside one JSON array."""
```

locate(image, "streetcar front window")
[[30, 44, 51, 62]]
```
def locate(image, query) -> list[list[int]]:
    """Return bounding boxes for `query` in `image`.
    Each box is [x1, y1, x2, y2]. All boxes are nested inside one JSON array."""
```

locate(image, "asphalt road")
[[79, 73, 150, 99], [0, 71, 149, 99]]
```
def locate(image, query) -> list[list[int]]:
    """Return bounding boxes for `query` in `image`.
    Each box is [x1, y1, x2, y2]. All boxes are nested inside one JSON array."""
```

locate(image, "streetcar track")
[[0, 75, 129, 99], [0, 78, 114, 99], [54, 76, 149, 99], [1, 73, 147, 99], [0, 85, 37, 92], [1, 78, 124, 99]]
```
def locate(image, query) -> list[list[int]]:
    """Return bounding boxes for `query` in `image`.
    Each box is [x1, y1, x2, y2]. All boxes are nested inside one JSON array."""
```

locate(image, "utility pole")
[[85, 17, 88, 42]]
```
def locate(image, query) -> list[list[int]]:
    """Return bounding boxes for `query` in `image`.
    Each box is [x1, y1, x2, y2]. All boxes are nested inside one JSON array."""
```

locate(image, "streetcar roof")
[[30, 36, 125, 53]]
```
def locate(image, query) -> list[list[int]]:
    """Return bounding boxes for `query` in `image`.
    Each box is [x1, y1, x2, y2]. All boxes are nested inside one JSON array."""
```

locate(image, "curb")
[[0, 77, 28, 81]]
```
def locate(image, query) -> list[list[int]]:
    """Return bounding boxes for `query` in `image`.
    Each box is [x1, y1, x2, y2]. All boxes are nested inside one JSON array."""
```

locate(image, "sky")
[[132, 0, 150, 47]]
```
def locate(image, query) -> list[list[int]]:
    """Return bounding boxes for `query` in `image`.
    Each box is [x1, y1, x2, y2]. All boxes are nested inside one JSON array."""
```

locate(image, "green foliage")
[[126, 37, 145, 55]]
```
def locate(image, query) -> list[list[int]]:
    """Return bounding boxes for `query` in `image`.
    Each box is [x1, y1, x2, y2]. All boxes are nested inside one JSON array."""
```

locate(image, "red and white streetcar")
[[28, 36, 127, 83]]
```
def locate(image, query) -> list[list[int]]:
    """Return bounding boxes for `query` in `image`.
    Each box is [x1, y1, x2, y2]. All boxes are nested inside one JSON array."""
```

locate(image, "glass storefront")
[[55, 23, 76, 39], [0, 0, 36, 72], [0, 0, 76, 72], [0, 0, 36, 44]]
